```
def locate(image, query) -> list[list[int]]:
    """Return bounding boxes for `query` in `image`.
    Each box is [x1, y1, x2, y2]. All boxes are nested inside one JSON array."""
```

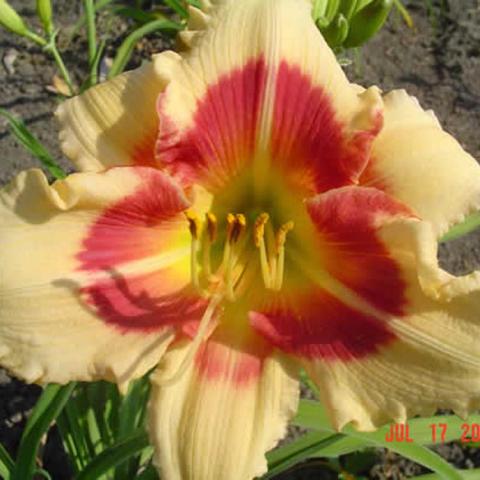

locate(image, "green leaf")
[[163, 0, 188, 18], [312, 0, 329, 21], [413, 470, 480, 479], [135, 463, 158, 480], [108, 18, 181, 78], [114, 376, 151, 479], [0, 108, 66, 179], [325, 0, 341, 22], [310, 435, 372, 457], [0, 442, 14, 480], [320, 12, 350, 48], [339, 0, 360, 21], [344, 0, 393, 48], [392, 0, 414, 28], [76, 430, 152, 480], [440, 211, 480, 242], [264, 431, 344, 478], [294, 400, 465, 480], [12, 383, 75, 480], [112, 6, 162, 25]]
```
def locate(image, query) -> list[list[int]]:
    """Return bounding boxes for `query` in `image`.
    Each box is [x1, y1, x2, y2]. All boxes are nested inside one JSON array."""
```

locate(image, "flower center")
[[185, 210, 295, 301]]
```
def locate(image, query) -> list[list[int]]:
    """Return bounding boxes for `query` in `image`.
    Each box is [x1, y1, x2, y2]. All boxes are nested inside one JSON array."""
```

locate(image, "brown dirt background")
[[1, 0, 480, 478]]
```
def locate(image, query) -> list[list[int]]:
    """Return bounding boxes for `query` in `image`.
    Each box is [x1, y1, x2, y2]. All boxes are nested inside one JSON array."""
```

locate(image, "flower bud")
[[0, 0, 28, 36], [36, 0, 53, 34], [324, 0, 341, 22], [320, 12, 349, 49], [339, 0, 359, 21], [344, 0, 393, 48]]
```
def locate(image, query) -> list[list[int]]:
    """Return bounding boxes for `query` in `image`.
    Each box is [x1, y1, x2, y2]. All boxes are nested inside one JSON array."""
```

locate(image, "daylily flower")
[[2, 0, 480, 479]]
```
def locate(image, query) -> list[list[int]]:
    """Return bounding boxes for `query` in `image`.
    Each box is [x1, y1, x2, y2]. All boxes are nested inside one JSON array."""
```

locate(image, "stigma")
[[185, 210, 294, 300]]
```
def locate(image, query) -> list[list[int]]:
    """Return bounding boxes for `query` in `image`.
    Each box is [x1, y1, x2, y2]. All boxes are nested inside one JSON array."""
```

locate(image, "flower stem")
[[44, 32, 75, 96], [84, 0, 98, 85]]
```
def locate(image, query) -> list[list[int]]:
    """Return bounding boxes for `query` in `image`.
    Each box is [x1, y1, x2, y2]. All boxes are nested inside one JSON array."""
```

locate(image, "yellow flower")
[[2, 1, 480, 479]]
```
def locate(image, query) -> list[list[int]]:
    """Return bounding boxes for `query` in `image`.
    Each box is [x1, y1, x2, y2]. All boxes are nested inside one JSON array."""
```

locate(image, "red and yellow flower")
[[2, 1, 480, 479]]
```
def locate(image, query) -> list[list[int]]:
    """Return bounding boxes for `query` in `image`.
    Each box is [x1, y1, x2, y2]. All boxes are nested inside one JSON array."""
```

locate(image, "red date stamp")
[[385, 422, 480, 443]]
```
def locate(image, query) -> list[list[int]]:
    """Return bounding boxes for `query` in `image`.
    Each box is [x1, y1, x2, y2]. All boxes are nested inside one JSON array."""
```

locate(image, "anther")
[[185, 211, 201, 289], [203, 213, 217, 279], [254, 213, 269, 247], [275, 221, 295, 254], [185, 211, 201, 239], [206, 213, 218, 243], [231, 213, 247, 243], [226, 213, 236, 241]]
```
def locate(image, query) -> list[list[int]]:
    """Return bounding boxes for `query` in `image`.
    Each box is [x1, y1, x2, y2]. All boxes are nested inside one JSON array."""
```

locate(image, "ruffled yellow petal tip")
[[371, 87, 480, 236], [383, 89, 441, 128], [55, 59, 170, 172], [351, 85, 383, 133], [176, 4, 211, 49]]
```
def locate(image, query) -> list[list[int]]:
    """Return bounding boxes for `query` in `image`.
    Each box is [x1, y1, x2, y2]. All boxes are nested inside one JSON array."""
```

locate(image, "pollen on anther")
[[254, 213, 269, 247], [231, 214, 247, 243], [226, 213, 236, 240], [275, 221, 294, 253], [206, 213, 218, 242], [185, 211, 201, 239]]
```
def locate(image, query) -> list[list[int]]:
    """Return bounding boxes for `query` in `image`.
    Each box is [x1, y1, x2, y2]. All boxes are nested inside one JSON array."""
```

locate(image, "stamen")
[[203, 213, 217, 278], [185, 211, 201, 239], [274, 221, 294, 290], [226, 214, 247, 301], [206, 213, 218, 243], [232, 214, 246, 243], [185, 211, 201, 289], [254, 213, 272, 288], [158, 293, 222, 386]]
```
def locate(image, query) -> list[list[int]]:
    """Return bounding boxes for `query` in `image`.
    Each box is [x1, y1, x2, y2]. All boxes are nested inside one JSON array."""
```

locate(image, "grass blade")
[[413, 470, 480, 479], [0, 108, 66, 179], [393, 0, 414, 27], [84, 0, 98, 86], [440, 211, 480, 242], [0, 442, 14, 480], [294, 400, 465, 480], [12, 383, 75, 480], [264, 431, 343, 478], [163, 0, 188, 18], [108, 19, 181, 78], [114, 376, 151, 479], [135, 463, 158, 479], [76, 430, 152, 480]]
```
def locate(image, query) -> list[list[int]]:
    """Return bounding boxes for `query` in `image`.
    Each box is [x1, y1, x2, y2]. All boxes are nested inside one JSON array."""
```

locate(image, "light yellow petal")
[[56, 60, 169, 172], [364, 89, 480, 236], [155, 0, 382, 191], [0, 167, 198, 387], [148, 328, 299, 480], [304, 218, 480, 430]]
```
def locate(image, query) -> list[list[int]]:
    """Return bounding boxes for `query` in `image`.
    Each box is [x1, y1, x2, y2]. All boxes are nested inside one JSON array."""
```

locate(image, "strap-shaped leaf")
[[0, 442, 14, 480], [0, 108, 66, 180], [75, 430, 152, 480], [264, 431, 344, 478], [12, 383, 75, 480], [294, 400, 465, 480]]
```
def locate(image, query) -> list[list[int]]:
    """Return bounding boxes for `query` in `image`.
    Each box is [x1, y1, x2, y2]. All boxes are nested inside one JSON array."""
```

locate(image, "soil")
[[1, 1, 480, 479]]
